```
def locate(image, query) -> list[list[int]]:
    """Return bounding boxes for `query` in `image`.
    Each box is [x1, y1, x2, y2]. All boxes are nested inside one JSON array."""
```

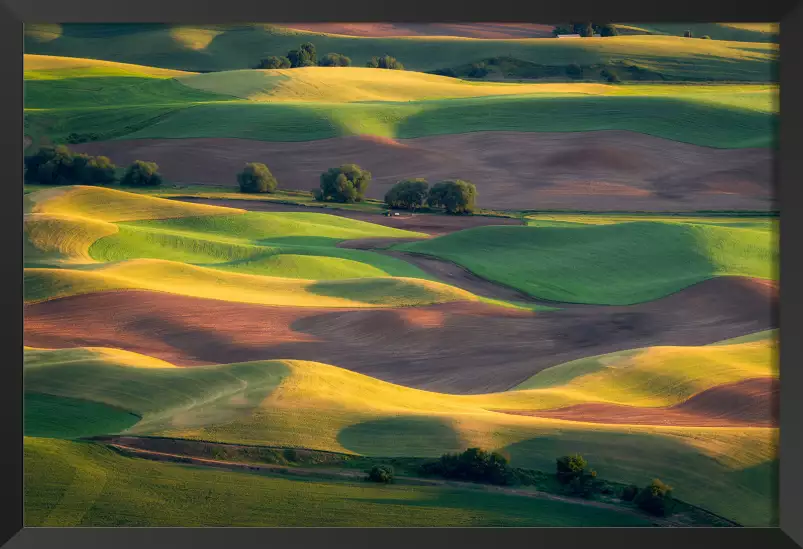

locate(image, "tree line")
[[255, 41, 404, 70], [24, 145, 163, 187], [365, 448, 676, 518]]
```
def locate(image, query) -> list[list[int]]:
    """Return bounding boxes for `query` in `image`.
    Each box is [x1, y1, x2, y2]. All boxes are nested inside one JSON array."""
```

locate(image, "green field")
[[22, 336, 778, 526], [615, 23, 778, 43], [25, 25, 776, 79], [24, 437, 655, 527], [397, 221, 777, 305], [25, 55, 777, 149]]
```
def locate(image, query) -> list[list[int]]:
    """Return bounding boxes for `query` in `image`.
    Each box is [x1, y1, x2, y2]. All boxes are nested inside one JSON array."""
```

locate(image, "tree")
[[599, 24, 619, 37], [556, 454, 598, 497], [431, 68, 458, 78], [316, 164, 372, 203], [621, 484, 640, 502], [300, 42, 317, 65], [600, 68, 621, 83], [573, 22, 594, 37], [121, 160, 163, 187], [256, 56, 291, 69], [366, 465, 394, 484], [287, 43, 317, 68], [237, 162, 277, 193], [634, 479, 675, 517], [468, 62, 490, 78], [384, 179, 429, 210], [552, 25, 572, 36], [366, 55, 404, 70], [419, 448, 513, 485], [23, 145, 117, 185], [427, 180, 477, 214], [566, 63, 583, 78], [684, 30, 693, 38], [318, 53, 352, 67]]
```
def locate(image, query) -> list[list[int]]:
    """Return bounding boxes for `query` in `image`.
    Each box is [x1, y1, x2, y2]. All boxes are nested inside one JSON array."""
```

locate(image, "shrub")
[[121, 160, 163, 187], [566, 63, 583, 78], [317, 164, 372, 203], [237, 162, 278, 193], [621, 484, 640, 502], [366, 55, 404, 70], [419, 448, 513, 485], [385, 179, 429, 210], [600, 69, 621, 83], [427, 180, 477, 214], [256, 56, 291, 69], [552, 25, 572, 36], [701, 35, 712, 39], [634, 479, 675, 516], [366, 465, 394, 484], [318, 53, 352, 67]]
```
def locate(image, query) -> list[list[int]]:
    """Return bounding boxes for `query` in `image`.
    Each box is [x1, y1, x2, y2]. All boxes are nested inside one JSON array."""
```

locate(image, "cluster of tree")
[[552, 23, 619, 37], [555, 454, 599, 498], [419, 448, 514, 486], [24, 145, 116, 186], [237, 162, 278, 193], [366, 55, 404, 70], [24, 145, 163, 187], [365, 465, 395, 484], [314, 164, 373, 203], [383, 178, 477, 214], [256, 42, 352, 69], [621, 479, 676, 517]]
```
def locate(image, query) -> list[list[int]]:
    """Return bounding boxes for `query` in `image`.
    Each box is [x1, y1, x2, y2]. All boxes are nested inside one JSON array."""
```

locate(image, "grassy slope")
[[615, 23, 778, 43], [23, 337, 777, 525], [27, 93, 770, 148], [24, 25, 776, 79], [24, 186, 470, 306], [24, 437, 652, 527], [397, 221, 776, 305]]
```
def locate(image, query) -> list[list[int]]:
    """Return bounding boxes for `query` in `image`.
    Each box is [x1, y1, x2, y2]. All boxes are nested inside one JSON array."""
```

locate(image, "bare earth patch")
[[24, 277, 776, 394], [71, 131, 774, 212]]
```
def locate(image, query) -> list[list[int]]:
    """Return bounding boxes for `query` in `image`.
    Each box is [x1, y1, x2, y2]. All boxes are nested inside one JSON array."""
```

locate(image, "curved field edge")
[[23, 342, 777, 526], [395, 222, 777, 305], [24, 27, 776, 79], [23, 437, 655, 527], [26, 93, 777, 149]]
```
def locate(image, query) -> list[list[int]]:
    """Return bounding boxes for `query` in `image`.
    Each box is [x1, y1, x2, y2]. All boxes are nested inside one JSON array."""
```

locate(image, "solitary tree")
[[121, 160, 163, 187], [427, 180, 477, 214], [316, 164, 372, 203], [237, 162, 278, 193], [256, 56, 291, 69], [366, 465, 394, 484], [634, 479, 675, 516], [384, 179, 429, 210], [318, 53, 352, 67]]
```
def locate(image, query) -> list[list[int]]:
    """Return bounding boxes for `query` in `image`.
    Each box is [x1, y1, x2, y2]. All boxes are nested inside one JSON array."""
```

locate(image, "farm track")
[[103, 438, 677, 525]]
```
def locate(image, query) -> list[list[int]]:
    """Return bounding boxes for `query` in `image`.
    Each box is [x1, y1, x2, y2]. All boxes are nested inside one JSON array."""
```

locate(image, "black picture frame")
[[3, 1, 801, 547]]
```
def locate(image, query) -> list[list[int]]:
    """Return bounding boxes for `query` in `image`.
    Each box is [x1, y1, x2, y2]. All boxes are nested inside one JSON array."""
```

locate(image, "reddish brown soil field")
[[497, 377, 779, 428], [278, 23, 556, 39], [24, 277, 775, 394], [71, 132, 774, 212]]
